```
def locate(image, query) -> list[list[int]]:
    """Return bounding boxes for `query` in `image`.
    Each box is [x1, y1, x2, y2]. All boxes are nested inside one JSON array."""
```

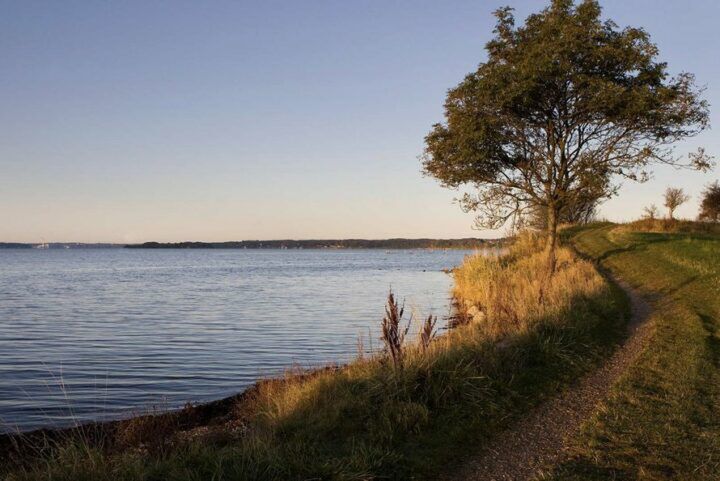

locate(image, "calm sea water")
[[0, 248, 473, 433]]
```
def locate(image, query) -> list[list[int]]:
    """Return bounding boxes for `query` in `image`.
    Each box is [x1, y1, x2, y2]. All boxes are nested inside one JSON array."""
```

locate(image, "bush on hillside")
[[698, 181, 720, 222]]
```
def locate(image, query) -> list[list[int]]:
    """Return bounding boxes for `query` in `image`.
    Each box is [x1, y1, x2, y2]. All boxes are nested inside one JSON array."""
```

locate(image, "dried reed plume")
[[418, 314, 437, 351], [381, 290, 411, 369]]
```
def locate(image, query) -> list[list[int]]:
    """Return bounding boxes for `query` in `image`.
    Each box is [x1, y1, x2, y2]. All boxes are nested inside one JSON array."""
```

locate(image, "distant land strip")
[[0, 239, 500, 250], [125, 238, 499, 249], [0, 243, 122, 249]]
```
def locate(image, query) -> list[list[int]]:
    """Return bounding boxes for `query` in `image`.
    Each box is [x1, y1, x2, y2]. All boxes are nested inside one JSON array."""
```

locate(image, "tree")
[[642, 204, 659, 220], [698, 181, 720, 222], [663, 187, 689, 220], [422, 0, 712, 270], [525, 194, 599, 230]]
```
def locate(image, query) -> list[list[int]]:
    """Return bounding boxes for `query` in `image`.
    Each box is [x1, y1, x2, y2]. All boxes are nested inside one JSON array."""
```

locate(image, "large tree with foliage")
[[422, 0, 712, 269], [698, 181, 720, 222]]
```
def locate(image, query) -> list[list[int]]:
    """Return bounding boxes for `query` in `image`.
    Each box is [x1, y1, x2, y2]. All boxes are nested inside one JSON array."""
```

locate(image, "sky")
[[1, 0, 719, 243]]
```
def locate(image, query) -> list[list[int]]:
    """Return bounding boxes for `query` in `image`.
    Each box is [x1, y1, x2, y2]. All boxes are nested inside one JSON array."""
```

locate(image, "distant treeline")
[[0, 243, 123, 249], [126, 238, 497, 249], [0, 243, 32, 249]]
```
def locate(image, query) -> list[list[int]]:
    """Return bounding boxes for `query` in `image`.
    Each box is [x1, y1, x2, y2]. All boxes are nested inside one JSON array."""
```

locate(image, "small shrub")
[[642, 204, 659, 220], [664, 187, 690, 220]]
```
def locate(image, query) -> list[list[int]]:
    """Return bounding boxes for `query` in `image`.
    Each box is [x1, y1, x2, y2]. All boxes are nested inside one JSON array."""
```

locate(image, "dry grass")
[[621, 217, 720, 235], [380, 290, 411, 369], [453, 231, 607, 338], [418, 314, 437, 352]]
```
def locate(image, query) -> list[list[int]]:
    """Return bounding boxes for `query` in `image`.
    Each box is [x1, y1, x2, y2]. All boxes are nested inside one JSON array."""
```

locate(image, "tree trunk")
[[545, 205, 559, 273]]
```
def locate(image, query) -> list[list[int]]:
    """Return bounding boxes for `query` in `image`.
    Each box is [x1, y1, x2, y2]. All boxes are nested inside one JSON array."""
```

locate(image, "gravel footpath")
[[443, 280, 652, 481]]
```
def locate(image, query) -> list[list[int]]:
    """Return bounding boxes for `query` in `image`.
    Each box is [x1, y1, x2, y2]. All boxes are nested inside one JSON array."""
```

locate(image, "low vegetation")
[[547, 222, 720, 480], [618, 217, 720, 236], [452, 232, 609, 337], [2, 233, 626, 481]]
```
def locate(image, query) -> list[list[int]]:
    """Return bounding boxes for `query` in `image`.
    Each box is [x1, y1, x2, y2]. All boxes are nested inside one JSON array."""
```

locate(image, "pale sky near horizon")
[[2, 0, 719, 243]]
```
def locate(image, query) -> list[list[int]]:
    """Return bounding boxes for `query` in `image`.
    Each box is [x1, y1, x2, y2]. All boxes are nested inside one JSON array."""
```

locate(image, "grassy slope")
[[550, 223, 720, 480], [2, 239, 627, 481]]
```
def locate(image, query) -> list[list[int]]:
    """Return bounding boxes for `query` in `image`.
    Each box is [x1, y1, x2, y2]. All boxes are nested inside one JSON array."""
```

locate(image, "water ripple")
[[0, 248, 471, 432]]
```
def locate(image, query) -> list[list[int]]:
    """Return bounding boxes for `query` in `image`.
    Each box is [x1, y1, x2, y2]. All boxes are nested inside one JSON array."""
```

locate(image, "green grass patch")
[[549, 223, 720, 480]]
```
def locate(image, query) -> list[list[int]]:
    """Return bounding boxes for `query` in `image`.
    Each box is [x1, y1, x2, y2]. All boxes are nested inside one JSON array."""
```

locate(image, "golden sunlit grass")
[[2, 233, 627, 481], [453, 232, 607, 338]]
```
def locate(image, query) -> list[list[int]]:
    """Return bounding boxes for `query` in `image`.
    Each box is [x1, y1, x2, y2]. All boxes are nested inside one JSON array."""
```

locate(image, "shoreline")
[[1, 239, 505, 250], [0, 366, 336, 463], [0, 247, 468, 446], [2, 231, 631, 480]]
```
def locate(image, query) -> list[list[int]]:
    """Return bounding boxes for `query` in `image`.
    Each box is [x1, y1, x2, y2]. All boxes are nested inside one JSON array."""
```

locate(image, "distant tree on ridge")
[[664, 187, 690, 220], [643, 204, 659, 220]]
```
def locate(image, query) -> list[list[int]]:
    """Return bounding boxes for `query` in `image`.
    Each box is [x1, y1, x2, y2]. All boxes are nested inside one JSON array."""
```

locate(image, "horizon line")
[[0, 236, 502, 246]]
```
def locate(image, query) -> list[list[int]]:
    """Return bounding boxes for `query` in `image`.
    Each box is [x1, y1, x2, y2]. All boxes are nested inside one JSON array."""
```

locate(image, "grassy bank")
[[618, 218, 720, 236], [2, 235, 627, 481], [547, 222, 720, 480]]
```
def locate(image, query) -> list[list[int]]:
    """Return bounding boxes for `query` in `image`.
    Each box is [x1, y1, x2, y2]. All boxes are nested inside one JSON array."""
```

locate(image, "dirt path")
[[443, 280, 653, 481]]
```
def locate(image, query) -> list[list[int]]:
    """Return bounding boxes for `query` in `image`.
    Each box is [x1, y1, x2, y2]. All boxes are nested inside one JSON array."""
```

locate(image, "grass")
[[547, 222, 720, 480], [621, 217, 720, 236], [452, 231, 609, 336], [1, 234, 627, 481]]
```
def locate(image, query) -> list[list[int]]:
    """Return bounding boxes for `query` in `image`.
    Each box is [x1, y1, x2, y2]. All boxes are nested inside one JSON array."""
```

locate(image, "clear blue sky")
[[1, 0, 718, 243]]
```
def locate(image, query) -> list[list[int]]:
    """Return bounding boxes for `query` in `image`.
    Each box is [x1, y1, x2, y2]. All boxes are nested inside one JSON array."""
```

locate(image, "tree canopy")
[[423, 0, 712, 261], [698, 181, 720, 222]]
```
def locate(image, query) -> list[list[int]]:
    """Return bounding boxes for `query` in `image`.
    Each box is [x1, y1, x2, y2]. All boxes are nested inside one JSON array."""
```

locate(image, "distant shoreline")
[[0, 243, 122, 249], [1, 238, 502, 250], [125, 238, 499, 249]]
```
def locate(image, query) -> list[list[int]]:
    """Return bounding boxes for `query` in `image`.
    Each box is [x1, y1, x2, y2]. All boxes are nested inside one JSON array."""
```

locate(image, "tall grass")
[[380, 290, 411, 369], [418, 314, 437, 352], [453, 231, 607, 338], [2, 232, 626, 481]]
